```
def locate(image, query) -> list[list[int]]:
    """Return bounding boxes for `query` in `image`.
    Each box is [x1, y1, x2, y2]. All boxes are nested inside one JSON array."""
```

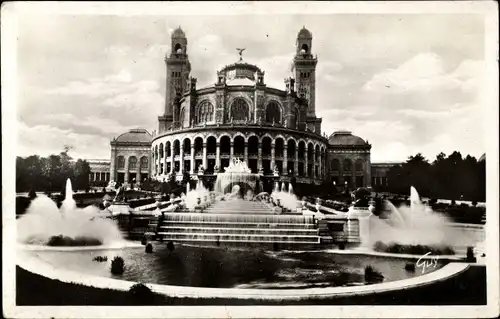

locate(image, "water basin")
[[26, 243, 447, 289]]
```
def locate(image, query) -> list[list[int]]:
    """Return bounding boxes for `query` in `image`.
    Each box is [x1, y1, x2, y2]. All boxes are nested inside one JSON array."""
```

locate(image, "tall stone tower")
[[293, 27, 318, 118], [158, 27, 191, 132]]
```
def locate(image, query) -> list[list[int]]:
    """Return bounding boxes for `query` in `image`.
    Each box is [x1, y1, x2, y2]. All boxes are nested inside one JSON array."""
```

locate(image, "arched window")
[[343, 159, 352, 172], [230, 98, 249, 122], [331, 159, 340, 171], [117, 156, 125, 169], [355, 160, 364, 172], [174, 43, 182, 54], [165, 142, 171, 157], [196, 101, 214, 124], [159, 143, 164, 158], [129, 156, 137, 170], [294, 108, 300, 128], [140, 157, 148, 169], [301, 43, 309, 54], [265, 101, 281, 124]]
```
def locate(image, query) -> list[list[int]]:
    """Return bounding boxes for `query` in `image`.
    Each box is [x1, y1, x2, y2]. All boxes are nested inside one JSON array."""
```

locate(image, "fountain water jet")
[[185, 178, 210, 211], [17, 178, 123, 246], [60, 178, 76, 217], [368, 186, 476, 249], [271, 181, 299, 212]]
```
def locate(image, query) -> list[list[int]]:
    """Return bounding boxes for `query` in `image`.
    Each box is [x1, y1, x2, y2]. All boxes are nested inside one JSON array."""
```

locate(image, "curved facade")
[[152, 126, 328, 184], [112, 26, 372, 189]]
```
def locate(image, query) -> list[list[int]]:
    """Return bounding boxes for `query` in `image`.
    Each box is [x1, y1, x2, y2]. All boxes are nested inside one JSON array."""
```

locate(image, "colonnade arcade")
[[329, 157, 369, 189], [152, 134, 327, 180]]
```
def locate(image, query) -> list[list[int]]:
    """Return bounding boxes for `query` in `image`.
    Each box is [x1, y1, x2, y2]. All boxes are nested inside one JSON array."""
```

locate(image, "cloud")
[[36, 113, 131, 136], [254, 53, 296, 89], [103, 45, 132, 57], [15, 14, 486, 162], [396, 105, 470, 119], [102, 83, 164, 123], [321, 107, 376, 121], [143, 44, 170, 58], [363, 53, 483, 96], [105, 70, 133, 83], [17, 121, 111, 159], [422, 105, 485, 159], [20, 69, 163, 157], [44, 70, 135, 97]]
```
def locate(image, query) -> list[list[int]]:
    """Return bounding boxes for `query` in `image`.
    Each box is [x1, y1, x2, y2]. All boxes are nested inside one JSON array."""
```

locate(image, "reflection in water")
[[31, 244, 446, 289]]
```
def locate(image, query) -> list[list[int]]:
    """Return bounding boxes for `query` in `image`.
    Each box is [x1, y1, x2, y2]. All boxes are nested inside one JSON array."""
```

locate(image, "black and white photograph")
[[2, 1, 499, 318]]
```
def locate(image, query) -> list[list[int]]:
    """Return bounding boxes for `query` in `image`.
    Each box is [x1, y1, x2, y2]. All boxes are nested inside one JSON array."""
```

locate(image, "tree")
[[59, 146, 74, 182], [73, 159, 91, 191], [387, 151, 485, 201], [16, 157, 30, 192], [386, 164, 406, 195], [16, 155, 47, 193], [407, 153, 432, 196], [15, 146, 86, 193]]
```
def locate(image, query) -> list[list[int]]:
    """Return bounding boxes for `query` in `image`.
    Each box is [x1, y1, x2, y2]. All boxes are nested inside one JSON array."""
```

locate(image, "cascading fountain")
[[213, 158, 260, 195], [17, 178, 123, 246], [154, 158, 319, 245]]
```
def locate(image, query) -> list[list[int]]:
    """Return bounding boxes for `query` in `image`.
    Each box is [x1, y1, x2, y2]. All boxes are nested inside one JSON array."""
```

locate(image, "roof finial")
[[236, 48, 246, 61]]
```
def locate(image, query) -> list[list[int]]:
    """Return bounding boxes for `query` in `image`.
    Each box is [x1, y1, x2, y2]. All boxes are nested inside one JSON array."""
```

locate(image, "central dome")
[[219, 61, 262, 82]]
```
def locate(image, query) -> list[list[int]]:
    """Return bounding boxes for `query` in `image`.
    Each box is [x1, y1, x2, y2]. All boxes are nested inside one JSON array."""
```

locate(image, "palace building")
[[109, 129, 152, 184], [106, 26, 378, 190]]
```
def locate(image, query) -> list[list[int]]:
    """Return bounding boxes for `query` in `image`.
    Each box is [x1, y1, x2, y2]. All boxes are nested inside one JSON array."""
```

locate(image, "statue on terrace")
[[273, 165, 279, 176], [197, 164, 205, 175]]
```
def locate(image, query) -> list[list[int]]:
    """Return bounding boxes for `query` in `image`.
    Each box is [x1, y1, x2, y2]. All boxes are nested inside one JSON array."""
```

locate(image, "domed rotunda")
[[109, 26, 372, 191]]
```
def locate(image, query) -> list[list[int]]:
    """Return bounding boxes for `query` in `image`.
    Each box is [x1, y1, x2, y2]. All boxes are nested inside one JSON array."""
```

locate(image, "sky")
[[15, 11, 487, 162]]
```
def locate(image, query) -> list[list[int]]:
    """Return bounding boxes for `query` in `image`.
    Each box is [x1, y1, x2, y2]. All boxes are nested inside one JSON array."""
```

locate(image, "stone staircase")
[[151, 199, 320, 245], [203, 198, 274, 215]]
